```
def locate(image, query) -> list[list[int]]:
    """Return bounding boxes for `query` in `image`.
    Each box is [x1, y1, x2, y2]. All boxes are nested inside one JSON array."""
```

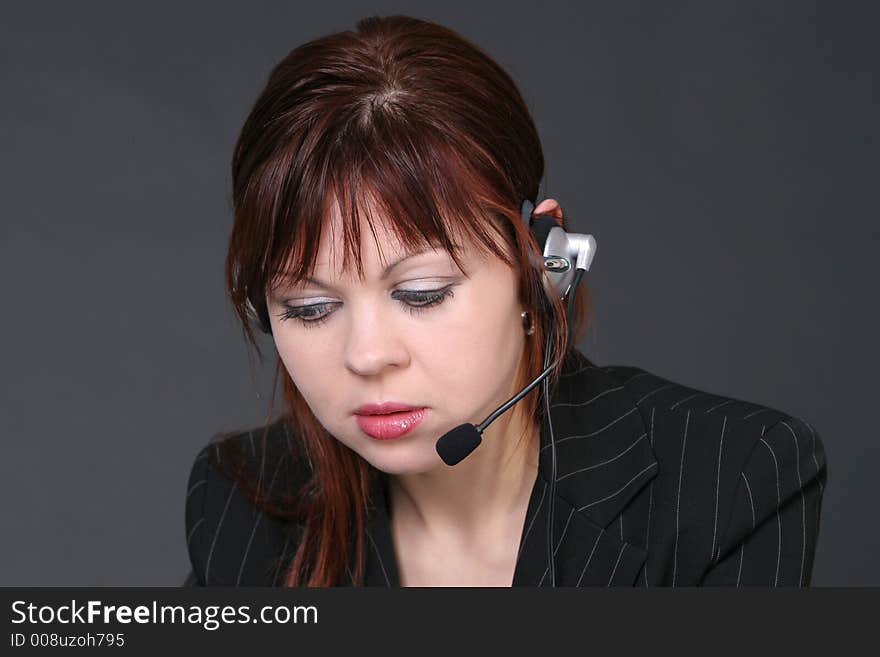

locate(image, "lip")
[[354, 401, 424, 416], [354, 407, 428, 440]]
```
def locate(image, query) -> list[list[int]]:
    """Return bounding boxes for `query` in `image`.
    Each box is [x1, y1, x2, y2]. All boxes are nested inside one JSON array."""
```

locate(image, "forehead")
[[318, 198, 410, 265], [312, 194, 473, 271]]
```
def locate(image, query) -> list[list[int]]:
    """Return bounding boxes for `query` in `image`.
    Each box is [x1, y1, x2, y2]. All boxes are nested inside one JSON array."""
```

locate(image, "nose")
[[343, 301, 411, 377]]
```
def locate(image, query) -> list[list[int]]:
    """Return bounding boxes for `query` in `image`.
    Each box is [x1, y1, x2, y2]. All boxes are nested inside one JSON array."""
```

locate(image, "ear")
[[534, 198, 564, 225]]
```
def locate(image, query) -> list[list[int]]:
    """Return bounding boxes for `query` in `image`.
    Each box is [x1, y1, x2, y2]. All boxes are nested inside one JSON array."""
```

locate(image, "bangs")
[[261, 108, 519, 294]]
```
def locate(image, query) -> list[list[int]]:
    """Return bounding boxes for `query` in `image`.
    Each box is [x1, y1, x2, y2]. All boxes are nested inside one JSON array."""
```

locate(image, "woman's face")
[[266, 202, 528, 475]]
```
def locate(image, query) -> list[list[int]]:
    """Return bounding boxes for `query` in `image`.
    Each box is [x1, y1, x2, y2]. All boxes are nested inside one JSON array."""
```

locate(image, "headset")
[[247, 195, 597, 587]]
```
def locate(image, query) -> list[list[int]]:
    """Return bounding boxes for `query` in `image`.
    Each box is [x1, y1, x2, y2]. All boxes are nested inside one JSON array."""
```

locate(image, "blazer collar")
[[360, 349, 659, 587]]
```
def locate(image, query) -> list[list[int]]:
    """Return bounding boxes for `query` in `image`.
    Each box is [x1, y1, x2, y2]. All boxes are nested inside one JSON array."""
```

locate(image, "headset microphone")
[[433, 196, 596, 587]]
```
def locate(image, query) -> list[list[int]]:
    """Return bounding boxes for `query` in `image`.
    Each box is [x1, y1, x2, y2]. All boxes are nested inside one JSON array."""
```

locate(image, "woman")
[[183, 15, 827, 587]]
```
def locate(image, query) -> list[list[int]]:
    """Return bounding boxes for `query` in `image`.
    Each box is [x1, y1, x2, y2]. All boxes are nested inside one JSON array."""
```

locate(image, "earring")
[[521, 310, 535, 335]]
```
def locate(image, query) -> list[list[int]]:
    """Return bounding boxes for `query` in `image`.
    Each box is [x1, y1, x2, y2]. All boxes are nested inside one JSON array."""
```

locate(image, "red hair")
[[215, 14, 592, 586]]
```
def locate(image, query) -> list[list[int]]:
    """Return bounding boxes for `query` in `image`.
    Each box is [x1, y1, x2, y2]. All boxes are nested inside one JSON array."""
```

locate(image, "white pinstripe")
[[623, 371, 651, 385], [536, 507, 576, 586], [234, 457, 267, 587], [607, 543, 627, 586], [742, 472, 757, 528], [554, 508, 575, 556], [637, 383, 676, 405], [204, 477, 237, 586], [802, 419, 825, 496], [672, 410, 690, 587], [555, 433, 647, 481], [670, 392, 702, 410], [780, 421, 807, 587], [551, 385, 623, 408], [740, 472, 756, 586], [576, 530, 604, 586], [236, 516, 263, 587], [759, 437, 783, 586], [705, 398, 734, 414], [187, 479, 206, 499], [737, 544, 744, 586], [644, 407, 655, 587], [365, 528, 390, 586], [577, 462, 657, 511], [804, 420, 825, 545], [272, 533, 293, 586], [187, 517, 204, 547], [235, 454, 287, 586], [539, 406, 639, 452], [710, 416, 727, 563], [560, 363, 599, 378]]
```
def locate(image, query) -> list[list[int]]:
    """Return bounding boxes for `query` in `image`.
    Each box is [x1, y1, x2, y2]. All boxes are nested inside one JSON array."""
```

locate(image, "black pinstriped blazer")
[[183, 348, 828, 587]]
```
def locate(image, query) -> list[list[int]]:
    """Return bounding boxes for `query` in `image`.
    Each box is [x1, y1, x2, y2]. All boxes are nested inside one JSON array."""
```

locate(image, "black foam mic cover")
[[435, 423, 482, 465]]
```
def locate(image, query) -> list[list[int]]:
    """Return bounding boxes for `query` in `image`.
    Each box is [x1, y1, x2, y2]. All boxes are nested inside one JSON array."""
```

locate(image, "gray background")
[[1, 1, 875, 585]]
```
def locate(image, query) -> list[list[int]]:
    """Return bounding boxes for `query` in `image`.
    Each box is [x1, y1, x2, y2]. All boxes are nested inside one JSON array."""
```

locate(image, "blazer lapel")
[[361, 349, 658, 587]]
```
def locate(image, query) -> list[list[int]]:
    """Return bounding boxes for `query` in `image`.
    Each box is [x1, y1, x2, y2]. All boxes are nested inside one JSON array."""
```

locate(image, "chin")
[[361, 444, 443, 476]]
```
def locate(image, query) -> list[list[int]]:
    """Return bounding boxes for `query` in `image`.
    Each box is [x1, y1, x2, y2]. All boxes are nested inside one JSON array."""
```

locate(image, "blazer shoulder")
[[603, 364, 791, 423], [603, 362, 827, 461], [597, 363, 828, 584], [184, 418, 310, 586]]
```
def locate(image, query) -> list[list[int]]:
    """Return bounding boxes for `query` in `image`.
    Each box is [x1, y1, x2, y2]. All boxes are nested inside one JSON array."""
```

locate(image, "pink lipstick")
[[353, 403, 427, 440]]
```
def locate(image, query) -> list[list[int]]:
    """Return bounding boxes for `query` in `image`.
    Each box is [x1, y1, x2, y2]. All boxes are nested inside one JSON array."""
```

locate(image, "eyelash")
[[275, 285, 457, 329]]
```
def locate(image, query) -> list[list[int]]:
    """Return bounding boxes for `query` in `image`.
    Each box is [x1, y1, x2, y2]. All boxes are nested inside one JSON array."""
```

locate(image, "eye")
[[394, 285, 457, 314], [276, 301, 338, 329], [275, 284, 457, 329]]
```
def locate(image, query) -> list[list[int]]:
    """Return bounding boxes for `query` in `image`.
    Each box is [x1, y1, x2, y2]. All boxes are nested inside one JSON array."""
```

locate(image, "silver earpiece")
[[521, 198, 598, 301]]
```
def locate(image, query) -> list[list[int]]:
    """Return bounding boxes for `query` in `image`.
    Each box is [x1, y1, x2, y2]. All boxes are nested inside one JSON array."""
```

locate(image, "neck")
[[387, 401, 540, 547]]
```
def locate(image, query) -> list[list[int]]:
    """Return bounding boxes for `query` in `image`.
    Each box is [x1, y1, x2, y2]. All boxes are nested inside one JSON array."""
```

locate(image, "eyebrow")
[[299, 247, 445, 289]]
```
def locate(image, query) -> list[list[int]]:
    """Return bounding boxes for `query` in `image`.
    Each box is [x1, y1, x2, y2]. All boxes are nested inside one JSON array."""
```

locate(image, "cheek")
[[417, 294, 523, 384], [444, 288, 521, 351], [274, 335, 334, 405]]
